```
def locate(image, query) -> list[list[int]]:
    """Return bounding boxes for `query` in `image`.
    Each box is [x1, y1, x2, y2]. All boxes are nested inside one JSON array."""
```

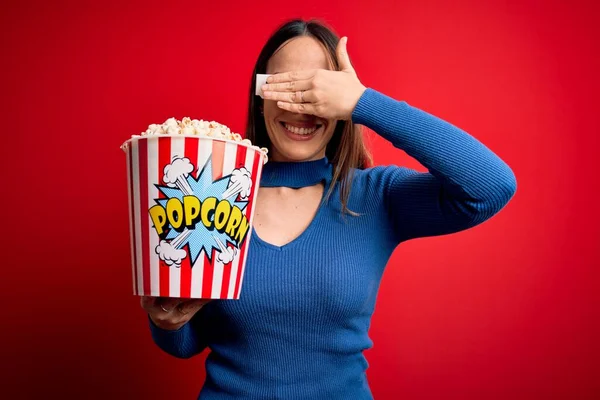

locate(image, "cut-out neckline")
[[251, 184, 327, 251], [251, 156, 333, 250]]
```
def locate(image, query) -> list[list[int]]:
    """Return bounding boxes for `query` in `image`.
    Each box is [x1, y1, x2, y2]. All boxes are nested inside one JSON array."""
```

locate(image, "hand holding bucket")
[[141, 296, 211, 331]]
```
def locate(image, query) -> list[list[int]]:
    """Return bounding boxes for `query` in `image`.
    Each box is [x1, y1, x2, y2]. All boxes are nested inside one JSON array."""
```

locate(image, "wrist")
[[149, 314, 186, 332], [348, 83, 368, 120]]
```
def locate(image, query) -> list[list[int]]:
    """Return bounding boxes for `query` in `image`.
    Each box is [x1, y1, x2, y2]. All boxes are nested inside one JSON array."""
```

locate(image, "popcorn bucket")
[[122, 135, 265, 299]]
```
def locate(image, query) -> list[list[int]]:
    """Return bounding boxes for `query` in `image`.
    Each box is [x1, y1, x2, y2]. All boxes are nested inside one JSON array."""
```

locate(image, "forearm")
[[353, 89, 516, 218]]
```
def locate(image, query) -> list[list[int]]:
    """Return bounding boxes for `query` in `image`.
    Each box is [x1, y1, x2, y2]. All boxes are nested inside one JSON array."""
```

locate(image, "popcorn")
[[162, 117, 180, 135], [145, 124, 164, 135], [126, 117, 269, 163], [181, 125, 195, 136]]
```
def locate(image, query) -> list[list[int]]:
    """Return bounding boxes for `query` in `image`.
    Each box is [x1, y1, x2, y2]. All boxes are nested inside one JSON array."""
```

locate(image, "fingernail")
[[266, 76, 272, 83], [263, 91, 271, 97], [262, 84, 268, 91]]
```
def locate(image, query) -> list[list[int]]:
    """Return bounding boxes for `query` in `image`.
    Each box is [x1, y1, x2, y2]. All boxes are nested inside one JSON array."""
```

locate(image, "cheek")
[[324, 120, 337, 140], [263, 102, 284, 138], [263, 101, 282, 121]]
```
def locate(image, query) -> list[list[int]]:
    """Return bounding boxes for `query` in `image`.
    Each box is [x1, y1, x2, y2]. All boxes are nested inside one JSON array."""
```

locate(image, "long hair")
[[245, 19, 372, 215]]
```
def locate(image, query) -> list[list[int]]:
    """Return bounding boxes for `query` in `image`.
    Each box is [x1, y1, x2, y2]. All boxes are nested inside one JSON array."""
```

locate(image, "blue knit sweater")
[[148, 89, 517, 399]]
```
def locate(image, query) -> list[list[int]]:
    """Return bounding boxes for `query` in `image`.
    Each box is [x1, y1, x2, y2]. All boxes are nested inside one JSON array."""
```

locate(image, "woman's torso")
[[198, 173, 399, 399]]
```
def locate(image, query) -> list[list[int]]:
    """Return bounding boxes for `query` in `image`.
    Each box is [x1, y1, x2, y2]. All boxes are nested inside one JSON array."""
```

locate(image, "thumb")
[[337, 36, 354, 72]]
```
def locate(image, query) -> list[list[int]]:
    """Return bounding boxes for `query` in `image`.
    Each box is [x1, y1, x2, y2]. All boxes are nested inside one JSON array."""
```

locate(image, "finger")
[[261, 79, 312, 93], [336, 36, 354, 72], [266, 70, 315, 84], [177, 299, 211, 315], [276, 101, 318, 116], [157, 297, 182, 313], [263, 90, 312, 103]]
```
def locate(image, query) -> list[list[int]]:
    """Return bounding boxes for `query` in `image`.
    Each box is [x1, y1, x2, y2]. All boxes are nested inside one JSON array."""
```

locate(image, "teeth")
[[284, 123, 318, 135]]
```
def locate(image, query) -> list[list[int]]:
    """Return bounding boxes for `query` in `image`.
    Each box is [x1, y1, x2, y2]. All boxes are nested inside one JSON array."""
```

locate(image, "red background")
[[2, 0, 599, 398]]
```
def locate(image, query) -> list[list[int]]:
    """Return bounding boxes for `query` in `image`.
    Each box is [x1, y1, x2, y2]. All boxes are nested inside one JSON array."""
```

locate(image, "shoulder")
[[341, 165, 417, 211], [349, 165, 415, 192]]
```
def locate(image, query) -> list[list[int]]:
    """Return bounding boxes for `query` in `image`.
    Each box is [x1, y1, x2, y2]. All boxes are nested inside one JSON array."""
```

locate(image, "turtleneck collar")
[[260, 157, 333, 188]]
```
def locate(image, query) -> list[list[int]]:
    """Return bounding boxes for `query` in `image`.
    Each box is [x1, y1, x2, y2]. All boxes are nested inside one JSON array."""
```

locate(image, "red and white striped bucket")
[[123, 135, 264, 299]]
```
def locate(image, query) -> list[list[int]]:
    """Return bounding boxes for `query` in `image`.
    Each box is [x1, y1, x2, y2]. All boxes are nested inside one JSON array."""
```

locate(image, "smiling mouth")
[[279, 122, 323, 136]]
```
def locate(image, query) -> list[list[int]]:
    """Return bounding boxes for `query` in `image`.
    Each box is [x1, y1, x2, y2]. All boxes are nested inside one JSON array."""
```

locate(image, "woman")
[[141, 19, 517, 399]]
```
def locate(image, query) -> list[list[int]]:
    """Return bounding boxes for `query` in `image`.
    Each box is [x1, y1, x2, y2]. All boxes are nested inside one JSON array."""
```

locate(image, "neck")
[[260, 157, 333, 189]]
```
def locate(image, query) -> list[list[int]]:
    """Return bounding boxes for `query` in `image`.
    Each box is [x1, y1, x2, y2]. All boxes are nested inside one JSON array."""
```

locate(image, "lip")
[[279, 121, 323, 141], [280, 121, 322, 129]]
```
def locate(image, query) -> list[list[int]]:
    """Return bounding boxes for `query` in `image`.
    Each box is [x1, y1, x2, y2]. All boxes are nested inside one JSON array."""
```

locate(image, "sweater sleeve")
[[352, 88, 517, 243], [148, 304, 212, 359]]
